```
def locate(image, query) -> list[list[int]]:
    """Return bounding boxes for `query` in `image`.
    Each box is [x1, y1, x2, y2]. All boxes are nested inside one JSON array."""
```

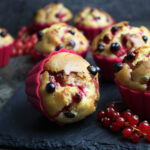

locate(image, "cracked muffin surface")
[[39, 51, 100, 123], [74, 7, 114, 28], [34, 23, 89, 54], [33, 3, 72, 24], [115, 46, 150, 91], [92, 21, 150, 59]]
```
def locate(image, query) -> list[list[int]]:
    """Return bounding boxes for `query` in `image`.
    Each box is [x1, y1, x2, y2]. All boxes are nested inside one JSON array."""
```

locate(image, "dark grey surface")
[[0, 0, 150, 36]]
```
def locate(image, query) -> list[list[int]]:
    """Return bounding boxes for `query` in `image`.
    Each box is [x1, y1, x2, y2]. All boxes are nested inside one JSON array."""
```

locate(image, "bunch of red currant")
[[97, 102, 150, 143], [11, 26, 37, 56]]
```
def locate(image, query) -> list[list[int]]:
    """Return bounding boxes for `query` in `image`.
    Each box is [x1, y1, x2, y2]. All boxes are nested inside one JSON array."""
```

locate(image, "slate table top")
[[0, 52, 150, 150]]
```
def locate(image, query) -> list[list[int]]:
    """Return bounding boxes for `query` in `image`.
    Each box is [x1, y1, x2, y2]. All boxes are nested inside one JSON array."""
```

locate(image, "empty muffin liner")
[[0, 41, 15, 68], [91, 50, 122, 81], [26, 49, 80, 124], [115, 80, 150, 120], [31, 46, 89, 61], [75, 21, 115, 42]]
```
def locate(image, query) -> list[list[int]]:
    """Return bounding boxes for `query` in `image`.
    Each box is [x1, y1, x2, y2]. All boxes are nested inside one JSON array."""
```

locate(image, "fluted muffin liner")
[[75, 21, 114, 42], [26, 49, 79, 124], [0, 41, 14, 68], [31, 45, 89, 61], [31, 21, 69, 33], [91, 50, 122, 81], [115, 80, 150, 120]]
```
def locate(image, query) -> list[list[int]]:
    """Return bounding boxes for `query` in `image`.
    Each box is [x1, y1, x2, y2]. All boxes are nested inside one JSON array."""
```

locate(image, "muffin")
[[74, 7, 114, 41], [32, 3, 72, 32], [32, 23, 89, 60], [0, 28, 14, 68], [26, 49, 100, 124], [91, 21, 150, 81], [115, 46, 150, 119]]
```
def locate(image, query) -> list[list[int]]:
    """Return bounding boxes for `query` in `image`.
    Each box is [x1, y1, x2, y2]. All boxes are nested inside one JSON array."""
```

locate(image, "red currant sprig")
[[97, 102, 150, 143], [11, 26, 37, 57]]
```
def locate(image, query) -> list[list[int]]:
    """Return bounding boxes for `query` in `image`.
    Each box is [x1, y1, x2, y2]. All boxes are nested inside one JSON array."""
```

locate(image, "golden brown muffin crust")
[[74, 7, 114, 28], [33, 3, 72, 24], [92, 21, 150, 58], [34, 23, 89, 54]]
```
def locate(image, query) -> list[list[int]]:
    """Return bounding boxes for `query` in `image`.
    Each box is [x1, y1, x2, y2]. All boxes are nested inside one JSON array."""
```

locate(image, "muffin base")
[[75, 21, 115, 42], [31, 46, 89, 61], [115, 80, 150, 120], [0, 41, 14, 68], [26, 49, 81, 124], [91, 50, 122, 81]]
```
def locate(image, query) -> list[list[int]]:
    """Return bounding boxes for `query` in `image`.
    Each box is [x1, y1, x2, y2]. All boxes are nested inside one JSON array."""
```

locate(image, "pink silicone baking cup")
[[26, 49, 80, 124], [0, 41, 14, 68], [75, 21, 115, 42], [32, 21, 69, 33], [31, 46, 89, 61], [115, 80, 150, 119], [91, 50, 122, 81]]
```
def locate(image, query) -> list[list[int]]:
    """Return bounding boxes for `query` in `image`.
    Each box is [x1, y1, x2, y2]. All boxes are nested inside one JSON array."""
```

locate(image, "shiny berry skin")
[[122, 127, 132, 138], [113, 63, 122, 73], [107, 103, 117, 109], [111, 26, 118, 34], [128, 115, 139, 125], [126, 52, 135, 60], [0, 31, 6, 37], [73, 92, 82, 103], [87, 65, 97, 76], [142, 35, 148, 43], [131, 132, 140, 143], [68, 30, 75, 35], [17, 49, 23, 56], [46, 82, 56, 93], [103, 35, 110, 43], [64, 112, 75, 118], [26, 41, 33, 49], [110, 42, 120, 52], [97, 110, 106, 120], [37, 31, 43, 40], [101, 117, 111, 127], [96, 66, 100, 73], [110, 122, 120, 132], [56, 45, 63, 51], [116, 117, 125, 127], [106, 107, 115, 117], [138, 121, 150, 133], [122, 110, 132, 121], [30, 34, 37, 44], [15, 40, 23, 49], [11, 49, 17, 56], [96, 43, 105, 52], [113, 112, 121, 120]]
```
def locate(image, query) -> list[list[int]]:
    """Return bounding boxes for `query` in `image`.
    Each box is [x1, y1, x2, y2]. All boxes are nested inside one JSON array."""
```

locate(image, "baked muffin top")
[[74, 7, 114, 28], [34, 23, 89, 54], [33, 3, 72, 24], [92, 21, 150, 58], [0, 28, 14, 47], [115, 46, 150, 91], [39, 51, 100, 123]]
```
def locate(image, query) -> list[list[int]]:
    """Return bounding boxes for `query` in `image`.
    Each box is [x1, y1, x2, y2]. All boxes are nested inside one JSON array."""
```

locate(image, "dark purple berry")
[[142, 35, 148, 43], [126, 52, 135, 60], [56, 45, 63, 51], [37, 31, 43, 40], [68, 30, 75, 35], [64, 112, 75, 118], [111, 26, 118, 34], [113, 63, 123, 73], [96, 43, 105, 52], [0, 31, 6, 37], [110, 43, 120, 52], [87, 65, 97, 75], [46, 82, 56, 93]]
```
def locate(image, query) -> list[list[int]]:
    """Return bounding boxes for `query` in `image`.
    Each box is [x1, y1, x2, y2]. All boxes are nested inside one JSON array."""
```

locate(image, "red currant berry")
[[116, 117, 125, 127], [20, 26, 27, 32], [11, 49, 17, 56], [122, 110, 132, 121], [128, 115, 139, 125], [24, 48, 30, 54], [26, 41, 33, 49], [17, 49, 23, 56], [110, 122, 120, 132], [106, 107, 115, 117], [122, 127, 132, 138], [131, 132, 140, 143], [15, 40, 23, 49], [30, 50, 39, 61], [97, 110, 106, 120], [107, 102, 117, 110], [113, 111, 121, 120], [146, 131, 150, 142], [101, 117, 111, 127], [30, 34, 37, 45], [138, 121, 150, 133]]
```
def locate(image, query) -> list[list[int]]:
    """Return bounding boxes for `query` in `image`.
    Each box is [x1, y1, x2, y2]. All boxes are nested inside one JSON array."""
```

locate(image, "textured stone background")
[[1, 0, 150, 108]]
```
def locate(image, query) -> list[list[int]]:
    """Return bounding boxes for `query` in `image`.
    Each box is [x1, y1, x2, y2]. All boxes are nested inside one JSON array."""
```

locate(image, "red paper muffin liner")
[[26, 49, 80, 124], [115, 80, 150, 119], [31, 46, 89, 61], [0, 41, 14, 68], [75, 21, 115, 42], [91, 50, 122, 81], [31, 21, 69, 33]]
